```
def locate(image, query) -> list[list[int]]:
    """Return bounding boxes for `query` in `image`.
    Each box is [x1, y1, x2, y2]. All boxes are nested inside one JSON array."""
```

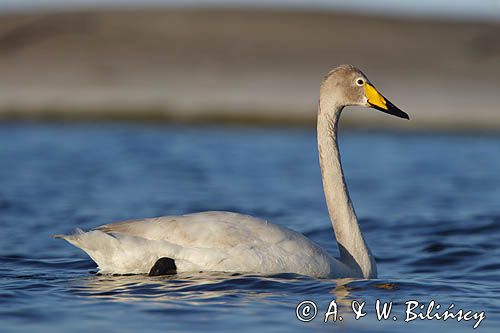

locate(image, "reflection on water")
[[74, 273, 284, 304], [0, 123, 499, 332]]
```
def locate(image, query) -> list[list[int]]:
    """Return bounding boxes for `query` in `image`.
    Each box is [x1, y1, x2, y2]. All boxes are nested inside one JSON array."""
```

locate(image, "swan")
[[55, 65, 409, 278]]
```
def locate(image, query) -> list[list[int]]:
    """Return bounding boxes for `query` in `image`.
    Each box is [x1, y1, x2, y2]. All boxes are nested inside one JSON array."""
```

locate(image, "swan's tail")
[[54, 229, 181, 274]]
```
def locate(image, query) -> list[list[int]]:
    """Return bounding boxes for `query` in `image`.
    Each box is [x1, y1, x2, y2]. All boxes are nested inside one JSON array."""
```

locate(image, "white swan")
[[55, 65, 409, 278]]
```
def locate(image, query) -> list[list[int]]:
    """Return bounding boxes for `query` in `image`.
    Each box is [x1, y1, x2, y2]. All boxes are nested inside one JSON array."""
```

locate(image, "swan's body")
[[59, 211, 352, 277], [55, 65, 408, 278]]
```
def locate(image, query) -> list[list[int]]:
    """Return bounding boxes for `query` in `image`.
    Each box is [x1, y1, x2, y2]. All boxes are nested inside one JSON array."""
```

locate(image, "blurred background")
[[0, 0, 499, 130]]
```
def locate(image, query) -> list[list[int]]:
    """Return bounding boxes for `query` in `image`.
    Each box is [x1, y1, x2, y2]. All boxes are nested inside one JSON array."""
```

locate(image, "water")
[[1, 122, 499, 332]]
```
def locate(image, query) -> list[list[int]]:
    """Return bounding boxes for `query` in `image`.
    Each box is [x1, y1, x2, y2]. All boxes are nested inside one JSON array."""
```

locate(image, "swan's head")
[[321, 64, 409, 119]]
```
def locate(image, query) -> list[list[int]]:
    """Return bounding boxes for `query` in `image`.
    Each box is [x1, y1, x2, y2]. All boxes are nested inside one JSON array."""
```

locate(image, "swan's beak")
[[365, 83, 409, 119]]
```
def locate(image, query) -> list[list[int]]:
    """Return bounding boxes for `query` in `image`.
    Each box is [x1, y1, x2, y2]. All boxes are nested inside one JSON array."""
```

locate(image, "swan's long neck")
[[317, 98, 377, 279]]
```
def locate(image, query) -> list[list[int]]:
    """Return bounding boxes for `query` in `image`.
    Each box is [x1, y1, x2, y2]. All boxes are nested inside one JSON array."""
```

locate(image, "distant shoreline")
[[0, 8, 498, 131], [4, 108, 500, 135]]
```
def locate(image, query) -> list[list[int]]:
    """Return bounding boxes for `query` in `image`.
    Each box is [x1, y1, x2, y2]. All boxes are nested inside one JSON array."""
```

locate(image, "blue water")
[[1, 123, 499, 332]]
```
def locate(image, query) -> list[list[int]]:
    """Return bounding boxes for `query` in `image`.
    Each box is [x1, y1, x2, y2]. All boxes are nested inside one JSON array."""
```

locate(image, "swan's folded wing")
[[94, 211, 272, 250]]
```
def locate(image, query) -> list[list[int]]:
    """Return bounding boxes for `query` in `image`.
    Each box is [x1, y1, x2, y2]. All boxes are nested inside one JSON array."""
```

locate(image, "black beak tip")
[[371, 101, 410, 120]]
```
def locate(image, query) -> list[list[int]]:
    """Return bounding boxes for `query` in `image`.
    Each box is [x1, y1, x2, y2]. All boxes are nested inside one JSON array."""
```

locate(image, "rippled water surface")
[[1, 123, 499, 332]]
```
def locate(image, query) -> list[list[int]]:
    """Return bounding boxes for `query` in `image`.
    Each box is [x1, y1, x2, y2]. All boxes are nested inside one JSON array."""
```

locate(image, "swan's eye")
[[356, 79, 364, 86]]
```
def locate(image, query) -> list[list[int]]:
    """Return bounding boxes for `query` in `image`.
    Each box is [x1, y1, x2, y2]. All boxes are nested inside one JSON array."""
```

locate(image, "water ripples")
[[0, 124, 499, 332]]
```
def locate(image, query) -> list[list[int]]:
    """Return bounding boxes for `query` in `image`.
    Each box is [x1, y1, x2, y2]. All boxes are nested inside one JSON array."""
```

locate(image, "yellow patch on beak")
[[364, 83, 388, 111]]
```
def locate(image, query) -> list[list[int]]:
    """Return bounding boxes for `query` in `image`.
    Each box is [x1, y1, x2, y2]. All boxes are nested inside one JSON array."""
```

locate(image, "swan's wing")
[[95, 211, 287, 250]]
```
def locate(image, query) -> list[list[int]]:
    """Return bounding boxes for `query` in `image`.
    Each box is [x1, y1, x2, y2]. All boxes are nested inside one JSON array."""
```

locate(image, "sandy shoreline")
[[0, 8, 498, 130]]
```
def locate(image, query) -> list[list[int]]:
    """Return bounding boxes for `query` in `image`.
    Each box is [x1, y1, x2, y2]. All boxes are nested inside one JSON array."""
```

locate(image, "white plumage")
[[56, 211, 351, 277]]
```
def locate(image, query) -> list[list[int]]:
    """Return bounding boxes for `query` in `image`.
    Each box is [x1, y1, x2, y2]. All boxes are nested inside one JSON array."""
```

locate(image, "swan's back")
[[56, 211, 351, 277], [98, 211, 292, 249]]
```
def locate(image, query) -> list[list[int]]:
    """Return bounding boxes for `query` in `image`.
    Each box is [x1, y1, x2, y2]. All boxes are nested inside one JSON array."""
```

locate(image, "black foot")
[[149, 257, 177, 276]]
